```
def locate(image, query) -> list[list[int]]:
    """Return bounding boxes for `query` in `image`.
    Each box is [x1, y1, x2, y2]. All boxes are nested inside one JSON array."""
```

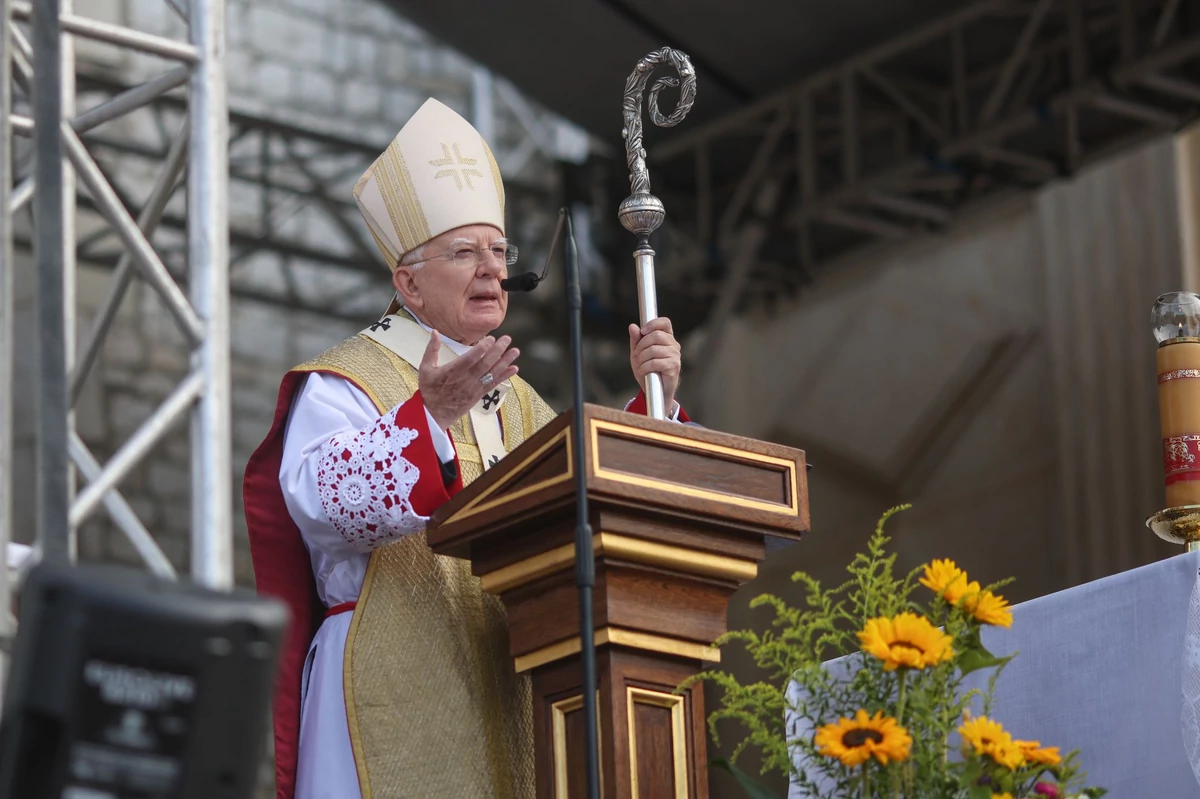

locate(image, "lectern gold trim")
[[480, 532, 759, 594], [589, 419, 801, 515], [515, 627, 722, 673], [627, 687, 688, 799]]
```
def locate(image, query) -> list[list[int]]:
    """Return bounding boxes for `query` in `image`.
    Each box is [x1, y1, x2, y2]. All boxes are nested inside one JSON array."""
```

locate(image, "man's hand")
[[420, 332, 520, 431], [628, 317, 681, 411]]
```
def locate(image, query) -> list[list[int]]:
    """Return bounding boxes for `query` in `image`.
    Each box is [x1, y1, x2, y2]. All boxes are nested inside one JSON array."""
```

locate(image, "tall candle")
[[1154, 292, 1200, 507]]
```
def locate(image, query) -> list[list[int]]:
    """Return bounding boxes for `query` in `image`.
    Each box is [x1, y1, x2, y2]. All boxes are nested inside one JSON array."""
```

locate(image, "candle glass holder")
[[1146, 291, 1200, 551]]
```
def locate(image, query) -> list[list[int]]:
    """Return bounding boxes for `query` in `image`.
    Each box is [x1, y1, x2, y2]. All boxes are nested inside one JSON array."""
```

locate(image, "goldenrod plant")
[[686, 505, 1106, 799]]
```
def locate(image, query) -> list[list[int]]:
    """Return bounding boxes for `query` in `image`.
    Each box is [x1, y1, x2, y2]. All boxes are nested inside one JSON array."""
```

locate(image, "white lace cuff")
[[315, 405, 428, 550]]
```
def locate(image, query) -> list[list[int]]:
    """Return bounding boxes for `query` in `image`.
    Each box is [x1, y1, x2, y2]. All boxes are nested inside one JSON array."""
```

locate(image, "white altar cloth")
[[789, 551, 1200, 798]]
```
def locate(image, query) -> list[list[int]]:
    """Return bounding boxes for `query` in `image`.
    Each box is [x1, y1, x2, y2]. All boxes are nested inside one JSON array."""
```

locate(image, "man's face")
[[392, 224, 509, 344]]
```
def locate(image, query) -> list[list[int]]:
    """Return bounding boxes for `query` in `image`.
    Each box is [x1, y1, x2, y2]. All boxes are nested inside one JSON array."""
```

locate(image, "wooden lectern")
[[426, 404, 808, 799]]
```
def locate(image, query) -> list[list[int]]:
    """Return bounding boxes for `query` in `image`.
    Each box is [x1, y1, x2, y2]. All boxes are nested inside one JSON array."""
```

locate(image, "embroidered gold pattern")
[[482, 137, 506, 217], [365, 226, 398, 271], [376, 146, 431, 254], [429, 142, 484, 191]]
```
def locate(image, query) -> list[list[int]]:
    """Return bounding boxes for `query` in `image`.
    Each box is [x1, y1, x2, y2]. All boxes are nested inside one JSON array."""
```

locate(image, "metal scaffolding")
[[0, 0, 231, 678], [639, 0, 1200, 394], [0, 0, 582, 674]]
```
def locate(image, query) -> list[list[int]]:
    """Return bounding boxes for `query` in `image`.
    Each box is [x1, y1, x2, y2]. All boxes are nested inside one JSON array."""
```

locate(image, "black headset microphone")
[[499, 270, 541, 292], [499, 207, 567, 293]]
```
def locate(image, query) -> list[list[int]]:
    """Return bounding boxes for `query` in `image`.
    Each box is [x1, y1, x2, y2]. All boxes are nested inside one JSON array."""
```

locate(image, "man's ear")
[[392, 266, 423, 312]]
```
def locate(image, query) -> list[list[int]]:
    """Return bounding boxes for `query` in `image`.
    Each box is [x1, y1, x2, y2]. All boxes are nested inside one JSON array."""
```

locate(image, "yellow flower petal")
[[988, 739, 1026, 770], [814, 709, 912, 767], [1016, 739, 1062, 766], [965, 590, 1013, 628], [920, 559, 974, 603], [959, 715, 1009, 754], [958, 715, 1026, 770], [858, 612, 955, 671]]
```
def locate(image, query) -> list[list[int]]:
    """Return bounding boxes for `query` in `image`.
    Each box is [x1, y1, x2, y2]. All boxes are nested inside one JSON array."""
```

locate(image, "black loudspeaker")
[[0, 559, 288, 799]]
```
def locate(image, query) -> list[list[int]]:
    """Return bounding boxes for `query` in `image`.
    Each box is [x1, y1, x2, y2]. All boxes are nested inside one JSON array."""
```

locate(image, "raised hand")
[[419, 331, 520, 431], [628, 317, 681, 412]]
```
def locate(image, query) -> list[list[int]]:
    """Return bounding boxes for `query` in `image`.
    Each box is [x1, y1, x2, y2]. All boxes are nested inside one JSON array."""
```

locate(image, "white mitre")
[[353, 98, 506, 272]]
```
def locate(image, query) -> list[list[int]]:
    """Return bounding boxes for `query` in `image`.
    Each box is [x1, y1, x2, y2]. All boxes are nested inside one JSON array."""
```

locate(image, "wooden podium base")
[[534, 648, 708, 799], [427, 404, 809, 799]]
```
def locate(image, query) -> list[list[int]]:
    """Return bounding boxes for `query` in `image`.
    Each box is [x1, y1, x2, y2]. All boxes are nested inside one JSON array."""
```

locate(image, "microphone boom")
[[499, 208, 567, 293]]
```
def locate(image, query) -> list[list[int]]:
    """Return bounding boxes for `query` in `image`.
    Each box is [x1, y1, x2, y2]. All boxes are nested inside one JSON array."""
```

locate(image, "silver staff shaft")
[[633, 246, 667, 419]]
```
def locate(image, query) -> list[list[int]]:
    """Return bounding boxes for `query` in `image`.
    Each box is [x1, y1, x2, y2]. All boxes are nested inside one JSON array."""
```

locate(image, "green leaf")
[[966, 784, 993, 799], [709, 757, 781, 799], [957, 644, 1010, 676], [1081, 789, 1109, 798]]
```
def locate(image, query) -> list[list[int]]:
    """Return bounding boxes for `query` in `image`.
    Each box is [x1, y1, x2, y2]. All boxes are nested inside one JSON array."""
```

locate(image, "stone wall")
[[92, 0, 532, 149]]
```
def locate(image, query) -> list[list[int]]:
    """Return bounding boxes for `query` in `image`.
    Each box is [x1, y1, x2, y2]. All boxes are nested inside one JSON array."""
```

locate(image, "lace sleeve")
[[315, 405, 429, 550]]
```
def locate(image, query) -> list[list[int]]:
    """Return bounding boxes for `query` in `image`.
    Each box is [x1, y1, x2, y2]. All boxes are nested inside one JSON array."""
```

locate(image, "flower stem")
[[893, 671, 909, 799], [940, 670, 950, 764], [860, 765, 870, 799]]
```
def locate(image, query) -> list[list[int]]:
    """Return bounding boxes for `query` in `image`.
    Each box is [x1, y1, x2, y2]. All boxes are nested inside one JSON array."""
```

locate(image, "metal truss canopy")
[[649, 0, 1200, 303]]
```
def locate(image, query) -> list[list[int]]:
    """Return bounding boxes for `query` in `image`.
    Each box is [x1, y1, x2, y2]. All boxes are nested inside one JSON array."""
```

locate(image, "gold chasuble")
[[293, 316, 555, 798]]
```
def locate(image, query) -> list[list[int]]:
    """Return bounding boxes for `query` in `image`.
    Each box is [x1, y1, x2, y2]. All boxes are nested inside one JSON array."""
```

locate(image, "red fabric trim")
[[395, 390, 463, 514], [1159, 368, 1200, 383], [243, 373, 461, 799], [625, 390, 690, 423], [325, 601, 357, 618], [244, 370, 317, 799], [1163, 435, 1200, 487]]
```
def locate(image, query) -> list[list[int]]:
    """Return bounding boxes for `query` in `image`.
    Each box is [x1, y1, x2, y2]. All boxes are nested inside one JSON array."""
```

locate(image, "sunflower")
[[987, 738, 1026, 770], [964, 589, 1013, 628], [958, 715, 1026, 770], [920, 559, 975, 604], [1017, 739, 1063, 766], [858, 612, 955, 670], [814, 709, 912, 767], [991, 794, 1014, 799]]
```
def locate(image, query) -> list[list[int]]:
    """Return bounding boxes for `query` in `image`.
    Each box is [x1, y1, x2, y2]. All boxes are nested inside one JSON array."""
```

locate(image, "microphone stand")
[[563, 207, 601, 799], [504, 206, 598, 795]]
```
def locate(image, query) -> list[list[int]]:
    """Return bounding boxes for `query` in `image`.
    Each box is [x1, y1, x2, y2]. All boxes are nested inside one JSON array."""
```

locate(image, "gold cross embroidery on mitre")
[[429, 142, 484, 191]]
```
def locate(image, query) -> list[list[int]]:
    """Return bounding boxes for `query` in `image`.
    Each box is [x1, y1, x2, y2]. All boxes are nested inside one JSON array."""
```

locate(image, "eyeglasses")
[[407, 242, 519, 270]]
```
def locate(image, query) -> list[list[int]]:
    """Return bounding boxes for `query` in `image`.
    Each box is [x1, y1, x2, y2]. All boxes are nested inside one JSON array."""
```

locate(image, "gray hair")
[[398, 243, 426, 270]]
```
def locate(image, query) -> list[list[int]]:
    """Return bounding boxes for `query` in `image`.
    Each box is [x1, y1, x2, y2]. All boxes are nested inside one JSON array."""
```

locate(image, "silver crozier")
[[618, 48, 697, 420]]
